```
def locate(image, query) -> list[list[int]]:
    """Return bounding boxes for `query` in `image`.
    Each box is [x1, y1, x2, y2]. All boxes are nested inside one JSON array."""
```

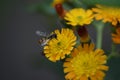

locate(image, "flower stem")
[[108, 43, 116, 60], [94, 21, 104, 49]]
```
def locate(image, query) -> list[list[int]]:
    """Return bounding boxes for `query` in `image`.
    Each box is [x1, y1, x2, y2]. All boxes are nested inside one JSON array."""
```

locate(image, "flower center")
[[57, 42, 61, 46], [71, 52, 99, 77], [77, 16, 83, 20], [54, 40, 67, 52]]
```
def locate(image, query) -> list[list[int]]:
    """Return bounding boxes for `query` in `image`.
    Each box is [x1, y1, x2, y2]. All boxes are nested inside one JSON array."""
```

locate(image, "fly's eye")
[[38, 39, 43, 43]]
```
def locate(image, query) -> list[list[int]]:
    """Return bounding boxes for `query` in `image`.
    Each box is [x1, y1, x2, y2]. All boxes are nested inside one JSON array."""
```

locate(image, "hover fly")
[[36, 30, 57, 46]]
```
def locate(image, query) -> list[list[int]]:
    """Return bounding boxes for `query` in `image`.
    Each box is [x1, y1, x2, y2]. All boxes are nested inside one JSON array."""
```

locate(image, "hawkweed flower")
[[44, 28, 76, 62], [64, 8, 94, 26], [92, 5, 120, 26], [63, 43, 108, 80], [112, 27, 120, 44], [52, 0, 65, 7]]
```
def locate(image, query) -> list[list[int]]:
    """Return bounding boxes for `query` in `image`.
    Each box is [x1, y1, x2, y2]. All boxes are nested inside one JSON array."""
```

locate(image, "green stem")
[[94, 22, 104, 49], [108, 43, 116, 60]]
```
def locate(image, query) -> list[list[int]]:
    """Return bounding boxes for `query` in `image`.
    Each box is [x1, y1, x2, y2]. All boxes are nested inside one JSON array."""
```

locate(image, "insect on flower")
[[36, 30, 57, 46]]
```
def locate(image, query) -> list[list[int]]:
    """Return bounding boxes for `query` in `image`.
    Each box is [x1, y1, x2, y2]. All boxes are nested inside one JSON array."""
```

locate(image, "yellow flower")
[[52, 0, 64, 6], [44, 28, 76, 62], [63, 43, 109, 80], [64, 8, 94, 26], [112, 27, 120, 44], [92, 5, 120, 26]]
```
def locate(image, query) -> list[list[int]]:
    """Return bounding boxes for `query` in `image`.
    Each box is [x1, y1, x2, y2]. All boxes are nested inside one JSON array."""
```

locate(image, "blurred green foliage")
[[27, 0, 120, 18], [80, 0, 120, 7], [27, 2, 56, 16]]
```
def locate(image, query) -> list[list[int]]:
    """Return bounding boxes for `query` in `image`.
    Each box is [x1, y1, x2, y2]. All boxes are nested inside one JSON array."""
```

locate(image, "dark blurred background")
[[1, 0, 120, 80], [1, 0, 64, 80]]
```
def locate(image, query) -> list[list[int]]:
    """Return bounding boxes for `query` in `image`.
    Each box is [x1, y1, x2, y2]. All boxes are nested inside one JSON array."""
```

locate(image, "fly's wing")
[[36, 30, 47, 37]]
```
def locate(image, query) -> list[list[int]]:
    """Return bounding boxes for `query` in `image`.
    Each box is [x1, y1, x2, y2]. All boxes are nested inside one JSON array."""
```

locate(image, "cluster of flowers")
[[39, 0, 120, 80]]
